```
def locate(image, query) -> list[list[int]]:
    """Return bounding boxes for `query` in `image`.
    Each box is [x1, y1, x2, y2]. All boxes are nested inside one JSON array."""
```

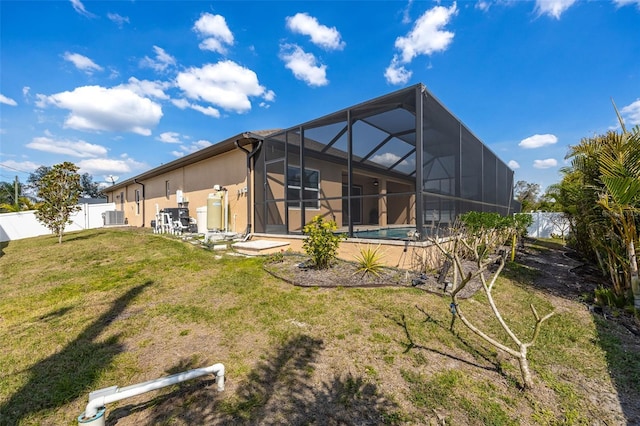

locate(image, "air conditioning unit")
[[104, 210, 125, 226]]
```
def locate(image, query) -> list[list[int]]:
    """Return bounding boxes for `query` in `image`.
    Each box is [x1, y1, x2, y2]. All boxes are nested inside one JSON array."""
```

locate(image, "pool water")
[[352, 227, 419, 240]]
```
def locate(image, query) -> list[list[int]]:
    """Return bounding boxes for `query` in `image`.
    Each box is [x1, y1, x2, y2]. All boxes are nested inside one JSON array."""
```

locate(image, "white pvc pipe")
[[79, 363, 224, 423]]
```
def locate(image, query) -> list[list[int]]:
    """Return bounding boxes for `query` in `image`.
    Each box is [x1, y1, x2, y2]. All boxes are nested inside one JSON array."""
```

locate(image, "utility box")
[[103, 211, 125, 226]]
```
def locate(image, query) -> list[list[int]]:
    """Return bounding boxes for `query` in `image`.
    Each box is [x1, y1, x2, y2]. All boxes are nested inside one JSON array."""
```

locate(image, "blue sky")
[[1, 0, 639, 192]]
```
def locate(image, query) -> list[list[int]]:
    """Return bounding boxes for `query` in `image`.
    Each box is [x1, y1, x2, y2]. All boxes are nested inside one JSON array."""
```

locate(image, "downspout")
[[235, 139, 263, 236], [134, 179, 145, 227]]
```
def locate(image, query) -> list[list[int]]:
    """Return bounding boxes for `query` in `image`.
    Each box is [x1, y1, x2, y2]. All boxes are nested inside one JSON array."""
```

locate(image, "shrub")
[[594, 286, 629, 309], [266, 250, 284, 263], [302, 215, 345, 269], [354, 244, 385, 278]]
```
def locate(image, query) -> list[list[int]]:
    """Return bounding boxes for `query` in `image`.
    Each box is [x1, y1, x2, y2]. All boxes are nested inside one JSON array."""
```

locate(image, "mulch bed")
[[262, 253, 484, 299]]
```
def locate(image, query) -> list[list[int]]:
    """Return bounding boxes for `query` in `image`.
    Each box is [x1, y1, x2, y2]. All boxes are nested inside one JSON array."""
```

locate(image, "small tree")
[[514, 180, 541, 212], [80, 172, 102, 198], [302, 215, 344, 269], [430, 212, 554, 389], [34, 162, 82, 244], [26, 165, 51, 197]]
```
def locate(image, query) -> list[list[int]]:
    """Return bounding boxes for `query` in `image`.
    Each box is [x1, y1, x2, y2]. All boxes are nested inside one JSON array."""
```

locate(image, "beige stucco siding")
[[106, 150, 248, 229]]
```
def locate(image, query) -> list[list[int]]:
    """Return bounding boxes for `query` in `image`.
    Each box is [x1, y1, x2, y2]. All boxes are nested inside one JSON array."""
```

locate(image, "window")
[[165, 180, 170, 199], [287, 165, 319, 209], [135, 189, 140, 215]]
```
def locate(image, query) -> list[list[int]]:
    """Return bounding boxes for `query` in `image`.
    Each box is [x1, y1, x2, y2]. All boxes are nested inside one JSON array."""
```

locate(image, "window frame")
[[287, 165, 320, 210], [135, 189, 141, 215]]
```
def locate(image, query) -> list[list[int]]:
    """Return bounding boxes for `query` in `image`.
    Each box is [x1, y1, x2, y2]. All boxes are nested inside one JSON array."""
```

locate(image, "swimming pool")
[[351, 227, 420, 240]]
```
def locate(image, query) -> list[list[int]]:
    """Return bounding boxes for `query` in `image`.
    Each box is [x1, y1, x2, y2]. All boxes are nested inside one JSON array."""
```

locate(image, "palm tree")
[[0, 196, 39, 213], [597, 125, 640, 308], [564, 122, 640, 308]]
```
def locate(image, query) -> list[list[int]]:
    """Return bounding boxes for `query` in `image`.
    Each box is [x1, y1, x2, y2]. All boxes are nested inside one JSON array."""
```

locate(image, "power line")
[[0, 163, 32, 174]]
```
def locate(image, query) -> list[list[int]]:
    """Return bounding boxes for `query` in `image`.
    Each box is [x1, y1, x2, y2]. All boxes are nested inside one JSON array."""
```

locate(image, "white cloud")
[[613, 0, 640, 8], [402, 0, 414, 24], [37, 85, 163, 135], [193, 13, 234, 54], [78, 155, 146, 175], [26, 136, 108, 158], [63, 52, 103, 74], [508, 160, 520, 169], [476, 1, 490, 12], [190, 104, 221, 118], [286, 13, 345, 51], [371, 152, 409, 167], [533, 158, 558, 169], [0, 160, 39, 173], [22, 87, 30, 98], [279, 44, 328, 87], [519, 133, 558, 149], [156, 132, 182, 143], [0, 94, 17, 106], [107, 13, 129, 27], [118, 77, 170, 100], [176, 60, 273, 112], [193, 139, 212, 149], [171, 97, 221, 118], [534, 0, 577, 19], [385, 55, 413, 85], [140, 46, 176, 73], [263, 90, 276, 102], [621, 99, 640, 125], [171, 98, 190, 109], [170, 140, 213, 157], [395, 3, 458, 64], [70, 0, 95, 18]]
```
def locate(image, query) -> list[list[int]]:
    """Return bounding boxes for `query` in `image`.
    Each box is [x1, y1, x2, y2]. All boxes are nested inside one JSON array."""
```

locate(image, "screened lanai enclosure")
[[253, 83, 516, 240]]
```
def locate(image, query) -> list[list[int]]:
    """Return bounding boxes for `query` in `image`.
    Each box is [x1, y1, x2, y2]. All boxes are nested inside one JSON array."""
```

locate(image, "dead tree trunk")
[[432, 233, 554, 389]]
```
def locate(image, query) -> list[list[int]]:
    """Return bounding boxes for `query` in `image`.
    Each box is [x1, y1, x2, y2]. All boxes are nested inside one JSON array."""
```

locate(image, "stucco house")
[[104, 83, 516, 258]]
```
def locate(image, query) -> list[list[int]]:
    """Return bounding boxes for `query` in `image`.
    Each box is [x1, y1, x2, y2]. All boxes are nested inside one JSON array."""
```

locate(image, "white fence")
[[526, 211, 570, 238], [0, 203, 117, 242]]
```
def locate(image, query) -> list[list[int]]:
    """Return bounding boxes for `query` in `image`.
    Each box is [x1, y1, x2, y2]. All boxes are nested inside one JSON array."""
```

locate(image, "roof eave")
[[106, 131, 270, 191]]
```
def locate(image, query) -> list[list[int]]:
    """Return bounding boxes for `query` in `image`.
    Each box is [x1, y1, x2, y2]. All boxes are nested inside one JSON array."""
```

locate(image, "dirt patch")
[[516, 239, 640, 423], [518, 239, 640, 336]]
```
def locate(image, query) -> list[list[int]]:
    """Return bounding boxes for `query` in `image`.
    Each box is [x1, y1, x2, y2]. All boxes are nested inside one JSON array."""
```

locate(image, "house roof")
[[105, 130, 277, 191]]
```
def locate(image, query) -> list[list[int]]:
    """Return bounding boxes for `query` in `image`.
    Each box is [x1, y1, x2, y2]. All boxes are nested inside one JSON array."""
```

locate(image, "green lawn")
[[0, 228, 637, 425]]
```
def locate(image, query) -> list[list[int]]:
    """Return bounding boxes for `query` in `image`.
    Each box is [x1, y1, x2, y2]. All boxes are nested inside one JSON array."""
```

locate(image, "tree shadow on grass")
[[108, 334, 402, 425], [593, 314, 640, 423], [388, 310, 505, 377], [64, 229, 111, 243], [0, 281, 151, 424]]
